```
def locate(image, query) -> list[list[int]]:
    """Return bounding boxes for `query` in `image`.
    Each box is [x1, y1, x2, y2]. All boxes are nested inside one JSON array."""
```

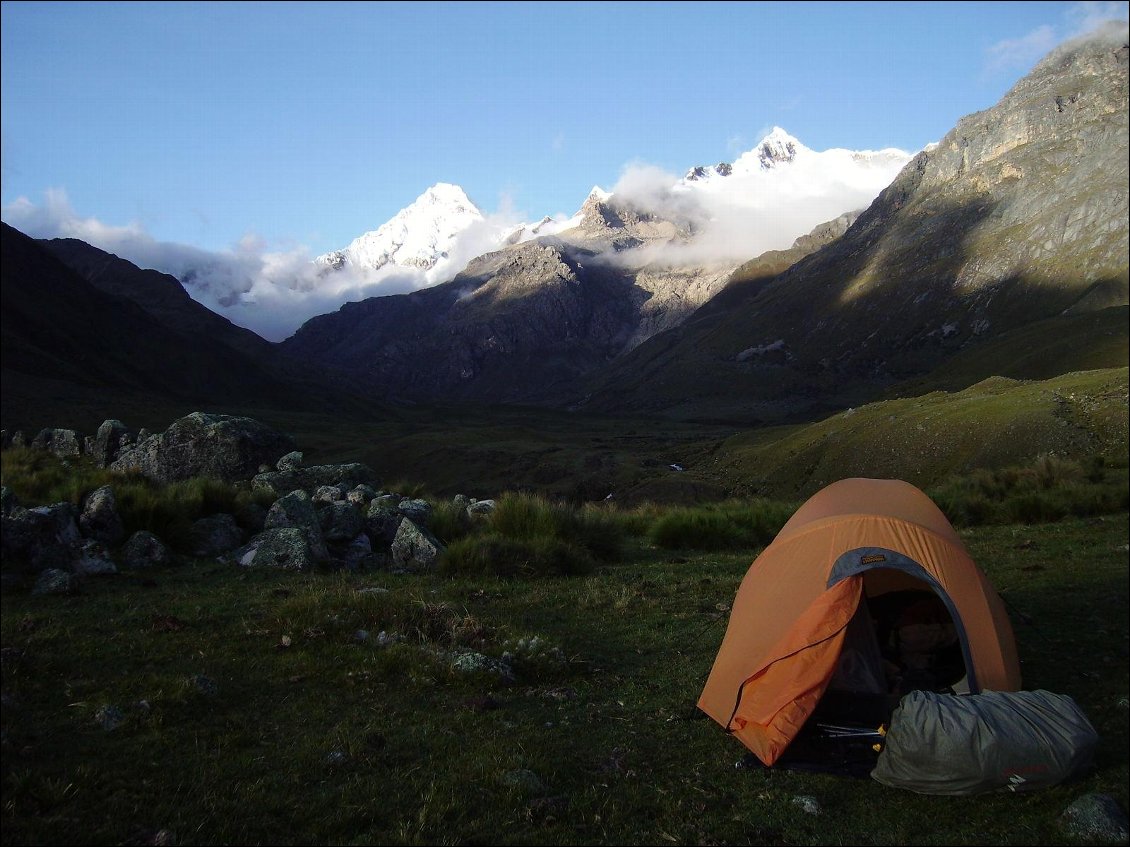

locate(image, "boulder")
[[189, 514, 244, 558], [233, 527, 319, 570], [31, 428, 82, 457], [122, 531, 172, 569], [1, 502, 82, 572], [72, 540, 118, 575], [264, 491, 328, 562], [390, 518, 445, 573], [312, 485, 346, 503], [1062, 794, 1129, 843], [365, 502, 402, 547], [87, 420, 132, 467], [32, 568, 76, 595], [346, 484, 378, 508], [110, 412, 296, 483], [397, 498, 432, 525], [468, 499, 497, 516], [251, 462, 379, 498], [79, 485, 125, 545], [320, 501, 363, 543], [276, 451, 304, 472], [0, 485, 17, 517]]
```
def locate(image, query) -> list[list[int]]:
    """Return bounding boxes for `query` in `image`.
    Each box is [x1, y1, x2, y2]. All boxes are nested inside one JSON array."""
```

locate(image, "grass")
[[2, 450, 1127, 844]]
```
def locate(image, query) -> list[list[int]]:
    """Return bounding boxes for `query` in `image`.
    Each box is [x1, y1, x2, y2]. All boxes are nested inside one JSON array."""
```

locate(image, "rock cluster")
[[1, 412, 498, 583]]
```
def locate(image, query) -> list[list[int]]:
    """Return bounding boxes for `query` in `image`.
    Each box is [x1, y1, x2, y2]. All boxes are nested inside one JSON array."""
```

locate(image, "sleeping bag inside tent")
[[698, 478, 1021, 769]]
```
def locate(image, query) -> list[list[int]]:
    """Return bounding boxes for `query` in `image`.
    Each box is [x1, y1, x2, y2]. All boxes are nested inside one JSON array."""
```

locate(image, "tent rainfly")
[[698, 478, 1021, 767]]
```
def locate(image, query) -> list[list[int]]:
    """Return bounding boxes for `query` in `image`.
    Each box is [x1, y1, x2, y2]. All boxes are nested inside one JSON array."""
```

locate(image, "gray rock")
[[122, 531, 171, 569], [32, 568, 75, 595], [312, 484, 347, 503], [1062, 793, 1129, 843], [320, 501, 363, 543], [791, 795, 822, 816], [87, 420, 132, 467], [110, 412, 296, 483], [79, 485, 125, 545], [397, 498, 432, 525], [31, 428, 82, 457], [365, 503, 402, 547], [468, 499, 497, 516], [11, 431, 28, 448], [390, 518, 444, 573], [233, 527, 320, 571], [276, 450, 304, 472], [251, 462, 378, 498], [346, 484, 378, 507], [2, 503, 81, 573], [0, 485, 17, 517], [189, 514, 244, 558], [264, 490, 328, 562], [72, 540, 118, 575], [95, 704, 125, 731]]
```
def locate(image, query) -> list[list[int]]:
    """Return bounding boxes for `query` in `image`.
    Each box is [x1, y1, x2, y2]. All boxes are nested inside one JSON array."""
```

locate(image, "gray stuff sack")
[[871, 689, 1098, 795]]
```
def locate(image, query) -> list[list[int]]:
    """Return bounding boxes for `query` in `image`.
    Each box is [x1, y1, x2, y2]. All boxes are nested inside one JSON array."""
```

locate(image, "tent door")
[[725, 576, 863, 766]]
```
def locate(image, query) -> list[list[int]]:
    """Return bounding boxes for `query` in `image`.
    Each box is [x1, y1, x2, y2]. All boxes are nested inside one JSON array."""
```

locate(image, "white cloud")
[[985, 2, 1129, 74], [985, 24, 1058, 73], [1, 188, 440, 342], [601, 131, 911, 268]]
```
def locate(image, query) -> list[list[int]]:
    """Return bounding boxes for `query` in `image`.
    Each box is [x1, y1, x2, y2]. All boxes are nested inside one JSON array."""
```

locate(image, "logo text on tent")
[[860, 554, 887, 564]]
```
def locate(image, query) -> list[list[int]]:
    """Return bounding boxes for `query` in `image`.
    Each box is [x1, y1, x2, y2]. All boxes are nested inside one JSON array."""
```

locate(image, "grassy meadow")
[[2, 446, 1127, 846]]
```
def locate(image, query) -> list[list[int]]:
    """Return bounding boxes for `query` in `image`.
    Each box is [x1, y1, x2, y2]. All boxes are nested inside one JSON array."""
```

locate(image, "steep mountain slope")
[[0, 223, 307, 428], [279, 203, 863, 404], [40, 236, 276, 363], [578, 24, 1129, 423]]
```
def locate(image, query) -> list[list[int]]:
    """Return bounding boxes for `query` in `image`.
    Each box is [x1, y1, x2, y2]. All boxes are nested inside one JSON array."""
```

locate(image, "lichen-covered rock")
[[31, 428, 82, 457], [122, 531, 171, 569], [79, 485, 125, 545], [312, 485, 346, 503], [1062, 793, 1129, 843], [276, 451, 304, 472], [264, 491, 328, 562], [0, 486, 17, 517], [87, 420, 132, 467], [233, 527, 319, 570], [468, 499, 497, 516], [110, 412, 296, 483], [365, 503, 403, 547], [2, 502, 81, 573], [320, 501, 363, 542], [397, 498, 432, 525], [189, 514, 244, 557], [346, 484, 378, 508], [390, 518, 444, 573], [72, 540, 118, 575], [32, 568, 76, 595], [251, 462, 378, 497]]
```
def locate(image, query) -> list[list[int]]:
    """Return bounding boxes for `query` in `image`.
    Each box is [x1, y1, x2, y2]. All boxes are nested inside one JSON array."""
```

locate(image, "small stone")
[[791, 795, 821, 816]]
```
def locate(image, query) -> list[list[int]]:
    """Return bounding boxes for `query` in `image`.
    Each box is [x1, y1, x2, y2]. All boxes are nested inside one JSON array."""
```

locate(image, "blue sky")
[[3, 0, 1126, 259]]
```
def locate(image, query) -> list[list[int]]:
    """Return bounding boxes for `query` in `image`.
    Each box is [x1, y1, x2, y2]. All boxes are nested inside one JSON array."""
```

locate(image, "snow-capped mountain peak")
[[753, 126, 806, 169], [315, 182, 485, 275]]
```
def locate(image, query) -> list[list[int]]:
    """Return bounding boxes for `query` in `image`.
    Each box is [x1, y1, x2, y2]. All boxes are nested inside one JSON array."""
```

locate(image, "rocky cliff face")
[[576, 24, 1129, 423]]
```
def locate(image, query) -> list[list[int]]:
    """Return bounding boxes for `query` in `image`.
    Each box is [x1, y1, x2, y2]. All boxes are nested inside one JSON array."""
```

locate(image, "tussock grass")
[[930, 453, 1129, 527], [437, 492, 625, 577], [647, 497, 796, 550]]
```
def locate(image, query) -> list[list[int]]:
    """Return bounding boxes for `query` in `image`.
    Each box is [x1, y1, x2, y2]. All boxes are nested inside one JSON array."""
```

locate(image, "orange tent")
[[698, 478, 1021, 766]]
